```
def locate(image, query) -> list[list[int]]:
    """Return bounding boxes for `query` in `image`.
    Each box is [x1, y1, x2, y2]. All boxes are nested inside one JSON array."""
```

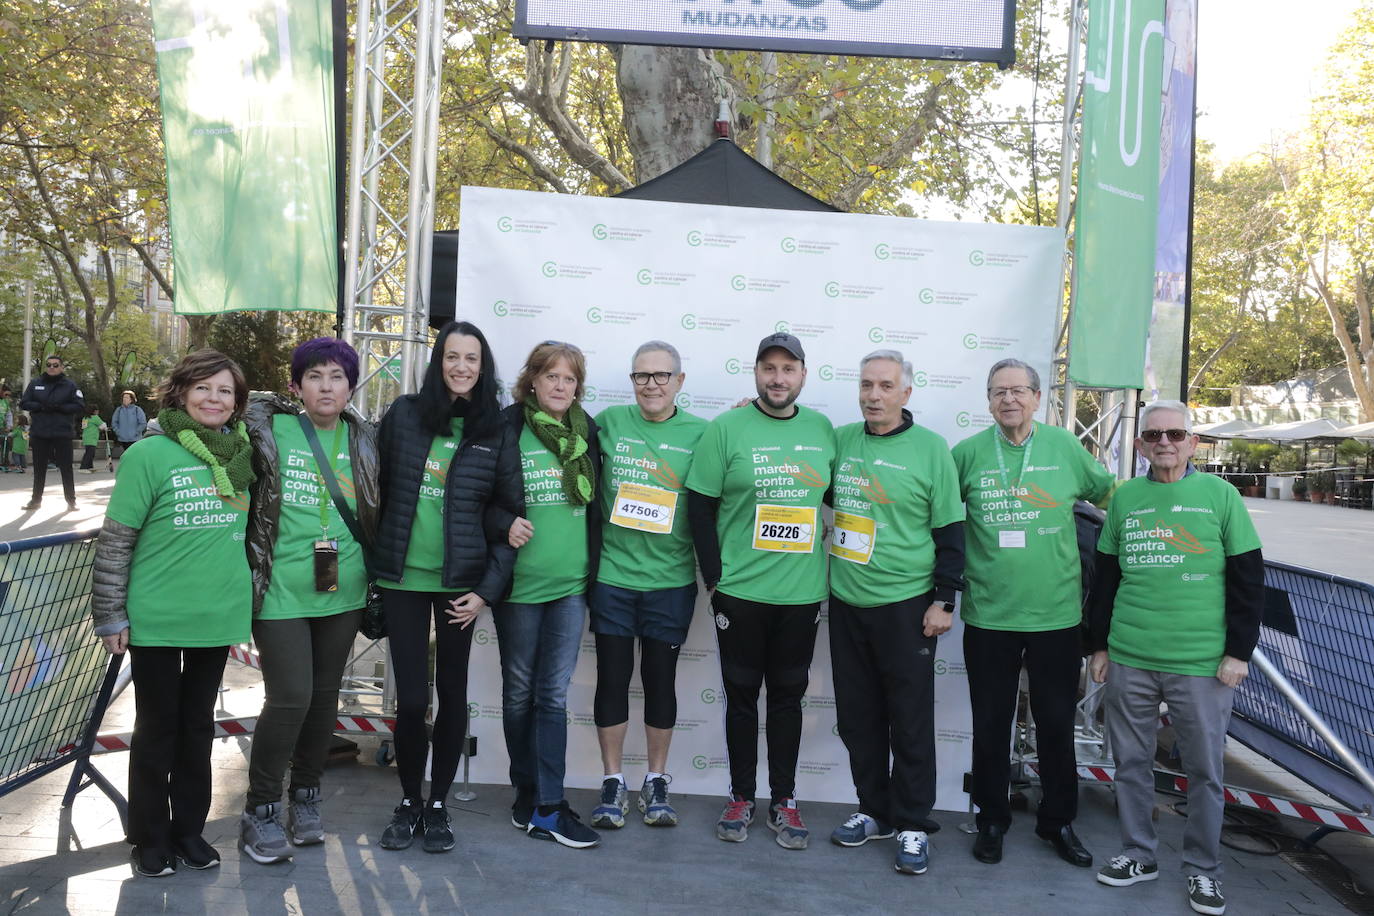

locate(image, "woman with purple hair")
[[237, 337, 380, 864]]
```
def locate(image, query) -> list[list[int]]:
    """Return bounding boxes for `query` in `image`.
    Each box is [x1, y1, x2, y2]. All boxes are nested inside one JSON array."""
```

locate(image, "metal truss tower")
[[342, 0, 446, 416]]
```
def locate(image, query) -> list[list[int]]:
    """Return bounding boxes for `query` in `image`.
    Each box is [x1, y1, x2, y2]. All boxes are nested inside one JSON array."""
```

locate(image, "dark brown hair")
[[512, 341, 586, 406], [158, 349, 249, 425]]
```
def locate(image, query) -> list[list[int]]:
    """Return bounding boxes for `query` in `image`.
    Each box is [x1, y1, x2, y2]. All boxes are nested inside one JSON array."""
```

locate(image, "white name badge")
[[830, 511, 876, 565], [610, 481, 677, 534], [999, 529, 1027, 549], [752, 504, 817, 553]]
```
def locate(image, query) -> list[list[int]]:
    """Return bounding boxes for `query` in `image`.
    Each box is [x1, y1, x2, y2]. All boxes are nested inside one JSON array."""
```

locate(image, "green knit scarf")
[[522, 399, 595, 506], [158, 407, 256, 497]]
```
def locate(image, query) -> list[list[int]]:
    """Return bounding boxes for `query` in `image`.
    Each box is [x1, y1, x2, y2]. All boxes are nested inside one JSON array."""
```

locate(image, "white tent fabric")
[[1233, 417, 1343, 441], [1194, 418, 1261, 438], [1329, 420, 1374, 440]]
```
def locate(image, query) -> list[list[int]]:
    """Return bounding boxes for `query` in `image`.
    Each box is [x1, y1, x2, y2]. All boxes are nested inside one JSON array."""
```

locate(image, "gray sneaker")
[[287, 787, 324, 846], [639, 775, 679, 826], [590, 778, 628, 829], [240, 803, 293, 864]]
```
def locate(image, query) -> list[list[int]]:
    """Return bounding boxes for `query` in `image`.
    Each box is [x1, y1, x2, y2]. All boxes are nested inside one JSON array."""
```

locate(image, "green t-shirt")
[[509, 424, 589, 603], [952, 422, 1116, 631], [82, 416, 103, 446], [829, 420, 965, 608], [12, 428, 28, 455], [1097, 470, 1262, 676], [380, 418, 463, 593], [685, 403, 835, 605], [596, 405, 708, 591], [104, 435, 252, 647], [259, 415, 367, 619]]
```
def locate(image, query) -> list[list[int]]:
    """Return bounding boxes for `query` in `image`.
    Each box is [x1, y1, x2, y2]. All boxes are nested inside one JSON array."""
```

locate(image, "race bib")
[[829, 511, 875, 565], [999, 529, 1027, 549], [610, 481, 677, 535], [752, 505, 817, 553]]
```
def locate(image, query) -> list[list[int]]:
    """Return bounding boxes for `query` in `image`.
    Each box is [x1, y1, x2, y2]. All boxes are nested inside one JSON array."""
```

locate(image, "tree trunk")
[[186, 315, 215, 351], [613, 46, 723, 183]]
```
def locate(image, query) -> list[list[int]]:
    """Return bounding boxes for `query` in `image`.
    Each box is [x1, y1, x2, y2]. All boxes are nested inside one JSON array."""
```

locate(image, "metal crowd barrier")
[[0, 529, 127, 828]]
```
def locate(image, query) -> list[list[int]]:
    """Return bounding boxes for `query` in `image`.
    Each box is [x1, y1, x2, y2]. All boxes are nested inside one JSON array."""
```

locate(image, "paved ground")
[[2, 469, 1372, 913]]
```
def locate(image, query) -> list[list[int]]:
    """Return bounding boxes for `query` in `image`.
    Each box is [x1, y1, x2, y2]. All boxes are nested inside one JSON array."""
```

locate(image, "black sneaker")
[[527, 802, 601, 849], [511, 788, 535, 830], [174, 834, 220, 869], [1097, 854, 1160, 886], [379, 798, 422, 850], [131, 845, 175, 877], [422, 802, 455, 853], [1187, 875, 1226, 915]]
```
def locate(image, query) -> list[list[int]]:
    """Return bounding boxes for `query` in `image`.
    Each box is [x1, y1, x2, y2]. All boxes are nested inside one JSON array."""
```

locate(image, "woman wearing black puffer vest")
[[372, 320, 524, 854]]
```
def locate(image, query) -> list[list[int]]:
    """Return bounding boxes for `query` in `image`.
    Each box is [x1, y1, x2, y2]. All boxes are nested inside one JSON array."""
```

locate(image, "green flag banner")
[[1069, 0, 1165, 388], [150, 1, 336, 315]]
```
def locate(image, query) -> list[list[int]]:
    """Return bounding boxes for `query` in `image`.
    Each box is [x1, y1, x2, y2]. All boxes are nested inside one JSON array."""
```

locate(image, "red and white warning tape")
[[227, 644, 261, 670], [82, 714, 398, 755]]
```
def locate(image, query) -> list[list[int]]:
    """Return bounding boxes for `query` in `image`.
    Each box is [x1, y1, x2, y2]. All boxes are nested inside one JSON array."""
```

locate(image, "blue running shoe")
[[895, 830, 929, 875], [830, 812, 894, 847], [591, 778, 628, 829], [527, 802, 601, 849], [639, 776, 678, 827]]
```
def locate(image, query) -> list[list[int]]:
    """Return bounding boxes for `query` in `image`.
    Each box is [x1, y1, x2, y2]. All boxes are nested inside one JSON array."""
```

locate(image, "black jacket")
[[245, 392, 381, 614], [490, 403, 604, 597], [374, 394, 524, 603], [20, 373, 84, 439]]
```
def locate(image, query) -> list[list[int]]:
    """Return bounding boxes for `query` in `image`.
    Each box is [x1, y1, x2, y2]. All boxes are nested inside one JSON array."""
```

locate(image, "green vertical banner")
[[1069, 0, 1165, 388], [150, 1, 337, 315]]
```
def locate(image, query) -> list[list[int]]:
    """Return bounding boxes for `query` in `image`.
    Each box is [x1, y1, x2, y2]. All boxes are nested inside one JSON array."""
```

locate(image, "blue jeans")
[[495, 593, 586, 806]]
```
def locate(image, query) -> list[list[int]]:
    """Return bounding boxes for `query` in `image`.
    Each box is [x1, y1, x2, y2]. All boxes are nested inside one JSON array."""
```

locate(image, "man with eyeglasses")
[[951, 358, 1115, 868], [588, 340, 707, 831], [687, 331, 835, 850], [20, 354, 85, 512], [1088, 400, 1262, 916]]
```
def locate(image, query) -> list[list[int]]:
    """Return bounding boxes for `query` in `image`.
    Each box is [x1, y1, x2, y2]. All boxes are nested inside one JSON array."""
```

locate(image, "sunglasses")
[[1141, 428, 1190, 443]]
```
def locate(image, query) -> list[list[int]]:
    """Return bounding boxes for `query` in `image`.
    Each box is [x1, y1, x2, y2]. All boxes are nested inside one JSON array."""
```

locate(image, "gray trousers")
[[1105, 661, 1234, 877]]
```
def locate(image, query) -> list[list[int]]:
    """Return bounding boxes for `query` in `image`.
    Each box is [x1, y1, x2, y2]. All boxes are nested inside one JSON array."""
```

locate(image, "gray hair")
[[986, 358, 1041, 392], [860, 349, 913, 387], [632, 340, 682, 374], [1139, 399, 1193, 433]]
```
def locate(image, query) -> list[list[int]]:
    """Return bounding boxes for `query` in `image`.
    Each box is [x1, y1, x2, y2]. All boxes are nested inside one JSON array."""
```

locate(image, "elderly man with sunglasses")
[[1087, 400, 1263, 916], [951, 358, 1115, 868]]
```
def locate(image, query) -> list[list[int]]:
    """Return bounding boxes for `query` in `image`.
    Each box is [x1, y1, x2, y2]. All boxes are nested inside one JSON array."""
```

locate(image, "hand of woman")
[[101, 628, 129, 655], [446, 593, 488, 628], [508, 517, 534, 549]]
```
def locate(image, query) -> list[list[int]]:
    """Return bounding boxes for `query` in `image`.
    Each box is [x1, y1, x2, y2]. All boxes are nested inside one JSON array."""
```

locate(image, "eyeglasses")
[[630, 371, 674, 387], [45, 361, 61, 367], [988, 386, 1035, 400], [1140, 428, 1190, 443]]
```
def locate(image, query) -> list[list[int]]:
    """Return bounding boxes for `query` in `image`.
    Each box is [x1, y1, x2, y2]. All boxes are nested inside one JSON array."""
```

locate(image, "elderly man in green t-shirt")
[[1088, 400, 1264, 916], [951, 357, 1115, 868]]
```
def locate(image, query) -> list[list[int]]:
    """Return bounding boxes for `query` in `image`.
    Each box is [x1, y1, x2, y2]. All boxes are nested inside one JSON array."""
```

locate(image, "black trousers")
[[79, 444, 96, 469], [711, 591, 818, 804], [964, 623, 1082, 831], [829, 592, 941, 832], [383, 589, 474, 802], [126, 645, 230, 848], [29, 435, 74, 503]]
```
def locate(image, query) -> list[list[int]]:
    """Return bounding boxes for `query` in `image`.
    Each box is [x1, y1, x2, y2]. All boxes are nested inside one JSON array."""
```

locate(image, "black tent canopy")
[[428, 138, 839, 329]]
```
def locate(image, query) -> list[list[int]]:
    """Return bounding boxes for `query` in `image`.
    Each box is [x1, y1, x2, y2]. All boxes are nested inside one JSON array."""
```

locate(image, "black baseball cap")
[[755, 332, 805, 363]]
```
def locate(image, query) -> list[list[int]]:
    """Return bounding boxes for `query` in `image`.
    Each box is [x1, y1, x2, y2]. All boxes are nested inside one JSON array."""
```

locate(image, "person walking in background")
[[20, 354, 84, 510], [10, 415, 29, 471], [497, 340, 603, 850], [89, 349, 255, 878], [238, 338, 380, 864], [0, 385, 13, 470], [79, 405, 107, 472], [112, 390, 149, 458], [373, 321, 523, 854]]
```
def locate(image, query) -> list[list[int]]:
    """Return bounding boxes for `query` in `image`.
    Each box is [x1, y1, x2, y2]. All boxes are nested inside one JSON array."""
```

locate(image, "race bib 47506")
[[610, 481, 677, 534]]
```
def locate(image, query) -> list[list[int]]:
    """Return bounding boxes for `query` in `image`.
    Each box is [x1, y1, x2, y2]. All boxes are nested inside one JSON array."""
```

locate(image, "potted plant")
[[1292, 476, 1308, 502]]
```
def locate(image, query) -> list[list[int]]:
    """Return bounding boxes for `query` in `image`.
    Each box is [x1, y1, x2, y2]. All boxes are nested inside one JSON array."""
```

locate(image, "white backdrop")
[[453, 186, 1063, 813]]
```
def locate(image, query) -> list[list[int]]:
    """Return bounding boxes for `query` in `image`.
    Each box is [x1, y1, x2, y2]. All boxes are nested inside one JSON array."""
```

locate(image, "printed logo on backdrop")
[[636, 268, 694, 287], [691, 754, 728, 771], [584, 385, 637, 407], [467, 701, 502, 720], [591, 222, 651, 243], [492, 299, 549, 319], [686, 229, 743, 249], [731, 274, 789, 293], [924, 373, 971, 391], [585, 305, 646, 326], [780, 236, 838, 256], [874, 242, 935, 262], [868, 325, 928, 345], [774, 319, 834, 340], [968, 248, 1029, 268], [700, 688, 723, 704], [934, 658, 968, 676], [679, 312, 741, 332], [497, 216, 555, 234], [473, 627, 497, 646], [963, 332, 1018, 352], [955, 411, 993, 430], [817, 364, 860, 383], [540, 261, 602, 280], [823, 281, 881, 301], [919, 288, 976, 307]]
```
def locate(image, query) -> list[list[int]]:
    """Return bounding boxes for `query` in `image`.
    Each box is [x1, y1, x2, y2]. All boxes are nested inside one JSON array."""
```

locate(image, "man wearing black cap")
[[686, 332, 836, 850], [20, 354, 84, 511]]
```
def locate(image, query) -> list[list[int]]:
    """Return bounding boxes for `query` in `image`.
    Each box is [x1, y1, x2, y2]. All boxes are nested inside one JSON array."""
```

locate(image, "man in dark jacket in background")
[[21, 354, 84, 511]]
